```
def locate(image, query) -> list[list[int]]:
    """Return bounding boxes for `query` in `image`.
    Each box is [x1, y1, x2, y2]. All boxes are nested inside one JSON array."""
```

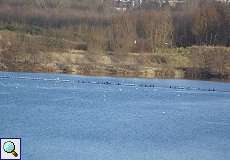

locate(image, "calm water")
[[0, 72, 230, 160]]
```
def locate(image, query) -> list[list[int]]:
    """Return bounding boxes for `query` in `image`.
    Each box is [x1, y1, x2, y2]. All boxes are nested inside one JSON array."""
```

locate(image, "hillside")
[[0, 0, 230, 80], [0, 30, 229, 80]]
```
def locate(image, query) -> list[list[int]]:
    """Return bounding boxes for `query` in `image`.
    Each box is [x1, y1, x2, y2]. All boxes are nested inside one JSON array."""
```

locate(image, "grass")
[[0, 30, 230, 80]]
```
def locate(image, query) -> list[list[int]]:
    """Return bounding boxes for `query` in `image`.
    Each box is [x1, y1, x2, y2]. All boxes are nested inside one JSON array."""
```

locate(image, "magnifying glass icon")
[[3, 141, 18, 157]]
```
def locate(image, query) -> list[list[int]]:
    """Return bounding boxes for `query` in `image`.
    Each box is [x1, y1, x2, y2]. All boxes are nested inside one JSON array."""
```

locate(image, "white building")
[[113, 0, 143, 10], [113, 0, 229, 11], [168, 0, 184, 6]]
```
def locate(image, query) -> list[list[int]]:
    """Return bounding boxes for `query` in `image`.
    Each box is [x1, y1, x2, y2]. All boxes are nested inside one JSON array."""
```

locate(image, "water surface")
[[0, 72, 230, 160]]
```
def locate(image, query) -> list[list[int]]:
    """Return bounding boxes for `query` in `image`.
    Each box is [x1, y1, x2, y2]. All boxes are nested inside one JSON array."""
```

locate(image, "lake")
[[0, 72, 230, 160]]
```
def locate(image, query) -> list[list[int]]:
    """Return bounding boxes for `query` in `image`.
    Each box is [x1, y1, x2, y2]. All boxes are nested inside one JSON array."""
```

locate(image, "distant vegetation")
[[0, 0, 229, 80], [0, 0, 229, 50]]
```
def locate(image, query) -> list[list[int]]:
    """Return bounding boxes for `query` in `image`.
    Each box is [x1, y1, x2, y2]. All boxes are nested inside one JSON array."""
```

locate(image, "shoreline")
[[1, 70, 230, 83]]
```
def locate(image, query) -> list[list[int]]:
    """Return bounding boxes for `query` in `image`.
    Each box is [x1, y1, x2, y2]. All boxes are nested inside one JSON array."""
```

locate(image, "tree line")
[[0, 0, 229, 53]]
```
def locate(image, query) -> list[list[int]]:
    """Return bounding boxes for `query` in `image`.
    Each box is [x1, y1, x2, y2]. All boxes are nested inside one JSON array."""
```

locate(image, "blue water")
[[0, 72, 230, 160]]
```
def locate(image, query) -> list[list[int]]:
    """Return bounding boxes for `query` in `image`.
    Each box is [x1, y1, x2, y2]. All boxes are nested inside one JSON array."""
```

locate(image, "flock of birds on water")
[[0, 75, 230, 93]]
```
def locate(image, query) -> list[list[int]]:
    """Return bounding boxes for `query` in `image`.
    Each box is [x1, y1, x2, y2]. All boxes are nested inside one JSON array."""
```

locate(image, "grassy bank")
[[0, 30, 229, 81]]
